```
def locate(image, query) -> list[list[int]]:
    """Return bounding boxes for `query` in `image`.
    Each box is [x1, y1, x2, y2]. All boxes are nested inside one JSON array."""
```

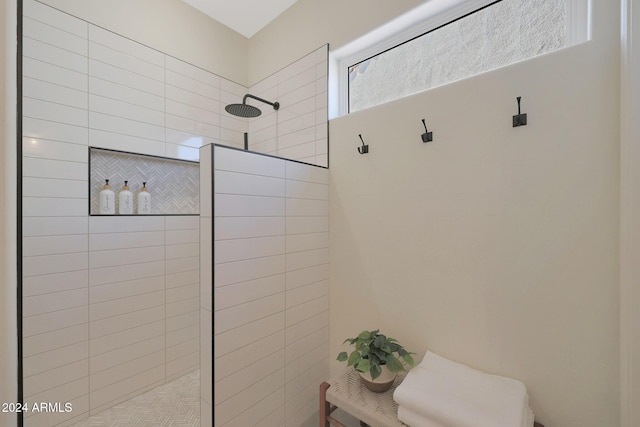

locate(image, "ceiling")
[[181, 0, 299, 38]]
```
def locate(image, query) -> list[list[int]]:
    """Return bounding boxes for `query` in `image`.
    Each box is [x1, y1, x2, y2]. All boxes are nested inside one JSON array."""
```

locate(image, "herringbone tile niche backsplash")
[[90, 148, 200, 215]]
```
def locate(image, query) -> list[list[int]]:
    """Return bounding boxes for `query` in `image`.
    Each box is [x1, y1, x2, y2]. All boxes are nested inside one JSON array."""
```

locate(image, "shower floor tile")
[[73, 370, 200, 427]]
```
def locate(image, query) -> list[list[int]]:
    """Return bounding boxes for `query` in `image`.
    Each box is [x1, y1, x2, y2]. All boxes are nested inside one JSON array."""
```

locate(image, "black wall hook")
[[513, 96, 527, 127], [357, 134, 369, 154], [421, 119, 433, 142]]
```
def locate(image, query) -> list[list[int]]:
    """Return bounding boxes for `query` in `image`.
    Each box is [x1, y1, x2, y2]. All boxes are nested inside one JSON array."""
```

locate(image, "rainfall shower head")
[[226, 103, 262, 118], [225, 94, 280, 118]]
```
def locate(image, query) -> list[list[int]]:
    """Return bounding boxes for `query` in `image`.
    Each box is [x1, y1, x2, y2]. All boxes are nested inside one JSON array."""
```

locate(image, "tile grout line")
[[163, 214, 168, 387]]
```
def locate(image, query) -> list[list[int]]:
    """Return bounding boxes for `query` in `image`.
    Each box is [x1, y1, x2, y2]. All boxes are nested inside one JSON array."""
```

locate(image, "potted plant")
[[337, 329, 415, 392]]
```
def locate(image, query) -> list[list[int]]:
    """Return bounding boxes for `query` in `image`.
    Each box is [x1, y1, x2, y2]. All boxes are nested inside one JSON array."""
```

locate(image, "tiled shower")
[[20, 0, 329, 426], [247, 48, 328, 167]]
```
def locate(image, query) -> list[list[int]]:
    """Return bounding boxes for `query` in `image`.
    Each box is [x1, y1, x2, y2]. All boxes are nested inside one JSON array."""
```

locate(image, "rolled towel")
[[394, 352, 531, 427]]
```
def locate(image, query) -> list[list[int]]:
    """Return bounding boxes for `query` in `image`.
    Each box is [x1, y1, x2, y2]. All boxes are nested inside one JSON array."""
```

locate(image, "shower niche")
[[89, 147, 200, 216]]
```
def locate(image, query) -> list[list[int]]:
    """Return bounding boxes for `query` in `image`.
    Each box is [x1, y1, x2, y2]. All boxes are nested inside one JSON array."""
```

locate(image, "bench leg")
[[320, 382, 331, 427]]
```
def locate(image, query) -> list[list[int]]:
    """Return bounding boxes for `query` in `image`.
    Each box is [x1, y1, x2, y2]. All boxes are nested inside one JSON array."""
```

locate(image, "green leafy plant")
[[337, 329, 415, 380]]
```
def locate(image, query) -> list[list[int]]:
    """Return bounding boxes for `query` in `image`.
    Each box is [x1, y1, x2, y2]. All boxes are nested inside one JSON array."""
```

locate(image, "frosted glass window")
[[348, 0, 567, 113]]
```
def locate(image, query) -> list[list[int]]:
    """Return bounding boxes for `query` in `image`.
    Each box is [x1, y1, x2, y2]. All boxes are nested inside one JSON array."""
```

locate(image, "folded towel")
[[398, 402, 534, 427], [522, 406, 534, 427], [397, 404, 442, 427], [394, 352, 532, 427]]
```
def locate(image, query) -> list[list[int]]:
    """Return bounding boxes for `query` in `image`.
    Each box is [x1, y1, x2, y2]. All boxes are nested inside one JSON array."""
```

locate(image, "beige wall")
[[1, 0, 17, 424], [327, 0, 620, 426], [38, 0, 249, 85], [247, 0, 424, 85]]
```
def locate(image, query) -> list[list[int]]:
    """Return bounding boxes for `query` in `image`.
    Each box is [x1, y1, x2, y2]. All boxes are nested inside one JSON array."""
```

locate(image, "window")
[[330, 0, 589, 116]]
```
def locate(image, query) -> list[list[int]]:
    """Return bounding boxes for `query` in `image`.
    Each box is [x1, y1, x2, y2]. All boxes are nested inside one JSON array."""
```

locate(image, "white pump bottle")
[[99, 179, 115, 214], [118, 180, 133, 214], [137, 182, 151, 214]]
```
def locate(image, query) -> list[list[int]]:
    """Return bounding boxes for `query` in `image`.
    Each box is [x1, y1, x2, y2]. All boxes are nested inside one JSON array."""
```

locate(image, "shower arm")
[[243, 94, 280, 110]]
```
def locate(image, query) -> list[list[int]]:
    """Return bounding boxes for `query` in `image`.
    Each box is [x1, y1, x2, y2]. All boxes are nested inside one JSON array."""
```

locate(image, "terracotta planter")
[[358, 365, 396, 392]]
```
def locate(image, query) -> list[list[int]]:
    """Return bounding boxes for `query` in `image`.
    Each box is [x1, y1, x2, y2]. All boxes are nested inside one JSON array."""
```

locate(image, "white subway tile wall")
[[283, 159, 330, 427], [25, 0, 249, 166], [199, 144, 214, 426], [203, 145, 328, 427], [23, 1, 330, 426], [166, 56, 224, 160], [88, 215, 199, 416], [23, 215, 200, 426], [165, 217, 201, 381], [21, 1, 201, 426], [248, 46, 329, 167], [22, 3, 90, 425]]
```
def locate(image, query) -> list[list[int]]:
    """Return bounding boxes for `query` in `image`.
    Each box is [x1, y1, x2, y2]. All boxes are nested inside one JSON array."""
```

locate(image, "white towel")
[[397, 405, 442, 427], [394, 352, 533, 427], [522, 406, 534, 427], [398, 403, 534, 427]]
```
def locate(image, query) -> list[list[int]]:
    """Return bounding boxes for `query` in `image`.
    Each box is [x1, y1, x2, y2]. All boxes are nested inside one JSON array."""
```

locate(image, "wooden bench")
[[320, 369, 544, 427]]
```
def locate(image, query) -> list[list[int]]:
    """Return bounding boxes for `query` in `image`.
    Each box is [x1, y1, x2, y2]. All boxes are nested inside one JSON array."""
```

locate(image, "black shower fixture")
[[225, 94, 280, 118]]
